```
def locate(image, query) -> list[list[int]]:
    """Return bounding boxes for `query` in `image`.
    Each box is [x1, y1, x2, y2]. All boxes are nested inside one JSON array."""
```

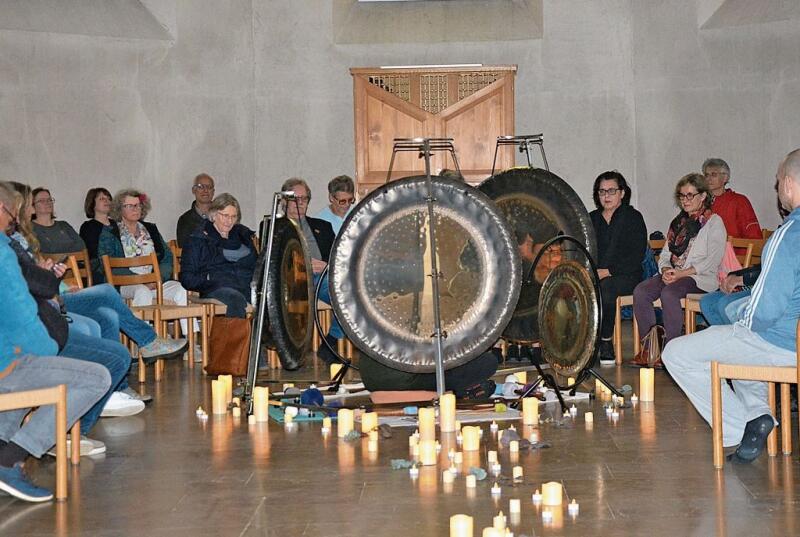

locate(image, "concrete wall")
[[1, 0, 798, 238]]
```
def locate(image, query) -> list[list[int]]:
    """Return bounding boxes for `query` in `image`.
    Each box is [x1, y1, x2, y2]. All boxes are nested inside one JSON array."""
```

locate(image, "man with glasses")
[[315, 175, 355, 236], [176, 173, 216, 247], [703, 158, 761, 240]]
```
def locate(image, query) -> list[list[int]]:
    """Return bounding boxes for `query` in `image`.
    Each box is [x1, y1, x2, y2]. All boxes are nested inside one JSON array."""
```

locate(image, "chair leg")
[[70, 420, 81, 465], [613, 298, 622, 365], [202, 305, 211, 372], [633, 317, 640, 358], [781, 383, 792, 456], [55, 385, 68, 501], [711, 362, 724, 469], [767, 383, 778, 456], [187, 323, 196, 368]]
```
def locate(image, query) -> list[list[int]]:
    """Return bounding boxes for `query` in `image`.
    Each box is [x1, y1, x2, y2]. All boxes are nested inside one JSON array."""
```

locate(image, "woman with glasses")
[[633, 173, 727, 353], [30, 187, 85, 254], [315, 175, 355, 236], [589, 171, 647, 365], [179, 193, 256, 318]]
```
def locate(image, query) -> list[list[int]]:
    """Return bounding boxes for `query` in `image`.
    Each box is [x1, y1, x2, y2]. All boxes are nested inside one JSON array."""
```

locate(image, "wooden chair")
[[62, 255, 85, 290], [168, 240, 181, 280], [762, 228, 774, 240], [0, 385, 80, 501], [728, 237, 763, 268], [101, 252, 208, 382], [43, 249, 93, 287], [711, 320, 800, 469]]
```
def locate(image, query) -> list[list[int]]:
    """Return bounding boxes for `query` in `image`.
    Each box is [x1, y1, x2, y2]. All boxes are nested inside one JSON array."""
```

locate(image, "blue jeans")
[[700, 289, 751, 326], [59, 331, 131, 435], [0, 356, 110, 457], [63, 284, 156, 346], [314, 273, 343, 339], [203, 287, 248, 318], [68, 313, 102, 338]]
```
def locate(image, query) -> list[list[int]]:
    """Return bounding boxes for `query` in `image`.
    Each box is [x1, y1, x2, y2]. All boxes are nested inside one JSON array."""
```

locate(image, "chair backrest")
[[62, 255, 84, 290], [728, 237, 764, 268], [762, 228, 774, 240], [648, 239, 665, 264], [43, 249, 93, 287], [101, 252, 164, 303], [168, 239, 181, 280], [252, 234, 261, 254]]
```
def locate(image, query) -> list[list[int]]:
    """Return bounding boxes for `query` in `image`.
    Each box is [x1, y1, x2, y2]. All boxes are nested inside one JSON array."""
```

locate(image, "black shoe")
[[317, 335, 340, 365], [727, 414, 774, 463], [524, 346, 543, 366], [597, 339, 615, 365], [456, 380, 496, 401], [506, 345, 520, 361]]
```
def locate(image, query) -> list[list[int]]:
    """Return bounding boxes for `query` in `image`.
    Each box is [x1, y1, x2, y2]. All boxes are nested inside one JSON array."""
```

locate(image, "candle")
[[640, 368, 655, 402], [493, 511, 506, 531], [568, 499, 580, 516], [584, 412, 594, 423], [462, 426, 481, 451], [541, 481, 563, 506], [454, 451, 464, 464], [361, 411, 378, 434], [611, 410, 619, 419], [532, 489, 542, 503], [515, 371, 527, 384], [211, 380, 227, 415], [509, 498, 521, 514], [330, 363, 343, 380], [631, 393, 639, 404], [449, 514, 473, 537], [466, 474, 477, 488], [409, 466, 419, 478], [567, 377, 575, 386], [509, 441, 519, 453], [491, 482, 501, 495], [409, 434, 419, 447], [439, 393, 457, 433], [232, 406, 241, 418], [541, 510, 553, 523], [195, 406, 205, 416], [337, 408, 354, 437], [411, 443, 420, 457], [284, 414, 294, 425], [322, 416, 332, 433], [491, 462, 502, 476], [512, 466, 523, 480], [490, 421, 499, 433], [252, 386, 269, 422], [419, 440, 437, 465], [487, 450, 498, 464], [522, 397, 539, 426], [248, 414, 256, 425], [448, 448, 456, 460], [369, 430, 379, 442], [219, 374, 233, 403], [368, 439, 378, 452], [569, 404, 577, 417], [443, 469, 455, 484], [482, 529, 502, 537], [418, 407, 436, 442]]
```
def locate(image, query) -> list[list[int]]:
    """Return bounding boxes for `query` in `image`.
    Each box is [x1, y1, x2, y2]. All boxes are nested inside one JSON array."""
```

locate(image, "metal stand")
[[491, 134, 549, 176], [510, 234, 621, 412], [386, 137, 462, 183], [313, 264, 357, 393]]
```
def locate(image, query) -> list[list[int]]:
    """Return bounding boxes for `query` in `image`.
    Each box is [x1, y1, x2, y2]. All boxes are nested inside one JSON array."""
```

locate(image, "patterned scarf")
[[667, 208, 712, 268], [118, 221, 155, 274]]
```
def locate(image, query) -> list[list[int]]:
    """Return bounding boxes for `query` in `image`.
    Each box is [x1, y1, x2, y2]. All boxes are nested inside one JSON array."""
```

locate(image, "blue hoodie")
[[741, 207, 800, 352], [0, 235, 57, 372]]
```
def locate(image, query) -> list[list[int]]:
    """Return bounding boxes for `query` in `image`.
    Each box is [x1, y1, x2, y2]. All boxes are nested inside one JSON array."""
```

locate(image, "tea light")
[[211, 379, 227, 415], [605, 406, 613, 416], [569, 404, 577, 417], [509, 425, 516, 432], [443, 469, 455, 484], [448, 448, 456, 460], [522, 397, 539, 426], [361, 411, 378, 434], [487, 450, 498, 464], [419, 440, 437, 465], [284, 413, 294, 425], [491, 482, 502, 495], [409, 434, 419, 447], [493, 511, 506, 531], [541, 481, 563, 506], [322, 416, 332, 434], [515, 371, 527, 384], [368, 439, 378, 452], [252, 386, 269, 422], [482, 529, 503, 537], [491, 462, 502, 476], [611, 410, 619, 419], [532, 489, 542, 503], [490, 421, 499, 433], [369, 430, 379, 442], [509, 498, 521, 514], [640, 368, 655, 402], [584, 412, 594, 424], [509, 441, 519, 453], [563, 410, 571, 418], [541, 510, 553, 523], [454, 451, 464, 464], [449, 514, 473, 537], [439, 393, 457, 433], [462, 426, 481, 451], [409, 466, 419, 478], [330, 363, 343, 380], [456, 433, 463, 444], [512, 466, 523, 480], [436, 441, 442, 452], [232, 396, 241, 407], [568, 499, 580, 516], [418, 407, 436, 442], [195, 406, 205, 416], [466, 474, 477, 488], [631, 393, 639, 404], [337, 408, 354, 437], [247, 414, 256, 425]]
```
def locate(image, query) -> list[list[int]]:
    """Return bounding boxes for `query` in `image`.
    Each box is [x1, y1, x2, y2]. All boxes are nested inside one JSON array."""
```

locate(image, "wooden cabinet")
[[351, 65, 516, 196]]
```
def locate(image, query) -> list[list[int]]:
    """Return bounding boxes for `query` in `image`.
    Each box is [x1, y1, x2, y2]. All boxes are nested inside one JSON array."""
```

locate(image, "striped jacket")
[[741, 207, 800, 352]]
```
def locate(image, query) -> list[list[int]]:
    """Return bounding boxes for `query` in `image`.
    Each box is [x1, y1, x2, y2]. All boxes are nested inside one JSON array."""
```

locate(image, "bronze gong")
[[329, 175, 521, 374], [260, 217, 313, 371], [478, 167, 597, 344]]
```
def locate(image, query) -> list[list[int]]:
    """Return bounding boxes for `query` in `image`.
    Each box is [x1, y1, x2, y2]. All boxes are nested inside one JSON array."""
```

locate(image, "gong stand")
[[313, 264, 358, 393], [510, 235, 622, 413], [386, 137, 462, 183], [244, 192, 296, 413], [490, 134, 549, 176]]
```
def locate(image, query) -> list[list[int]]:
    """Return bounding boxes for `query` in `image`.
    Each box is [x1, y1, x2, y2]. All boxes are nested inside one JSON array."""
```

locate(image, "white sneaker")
[[100, 391, 145, 418], [47, 435, 106, 457]]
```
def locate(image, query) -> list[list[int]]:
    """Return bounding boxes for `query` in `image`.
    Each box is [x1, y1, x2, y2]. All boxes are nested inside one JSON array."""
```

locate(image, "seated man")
[[0, 183, 111, 502], [703, 157, 762, 240], [314, 175, 355, 236], [663, 148, 800, 464]]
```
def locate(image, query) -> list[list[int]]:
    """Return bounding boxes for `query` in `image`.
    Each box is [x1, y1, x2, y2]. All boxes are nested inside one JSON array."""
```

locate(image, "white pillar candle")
[[640, 368, 655, 402], [337, 408, 354, 437], [368, 430, 379, 442], [361, 411, 378, 434], [439, 393, 457, 433], [418, 407, 436, 442], [462, 426, 481, 451], [509, 498, 521, 514], [584, 412, 594, 423], [512, 466, 523, 480], [219, 374, 233, 403], [443, 469, 454, 484], [419, 439, 437, 466], [247, 414, 256, 425], [466, 474, 477, 488], [449, 514, 473, 537], [509, 440, 519, 453], [211, 380, 227, 415], [568, 499, 580, 516], [522, 397, 539, 426], [487, 450, 498, 464], [454, 451, 464, 464], [541, 481, 563, 506], [232, 406, 241, 418], [482, 529, 502, 537], [409, 434, 419, 447], [252, 386, 269, 422], [322, 416, 332, 433]]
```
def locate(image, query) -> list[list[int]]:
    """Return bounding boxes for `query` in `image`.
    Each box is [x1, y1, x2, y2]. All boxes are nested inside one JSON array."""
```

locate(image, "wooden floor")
[[3, 323, 800, 536]]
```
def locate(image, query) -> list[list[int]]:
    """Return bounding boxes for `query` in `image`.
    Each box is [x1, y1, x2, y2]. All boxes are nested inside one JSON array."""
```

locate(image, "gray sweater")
[[33, 220, 86, 254], [658, 213, 727, 292]]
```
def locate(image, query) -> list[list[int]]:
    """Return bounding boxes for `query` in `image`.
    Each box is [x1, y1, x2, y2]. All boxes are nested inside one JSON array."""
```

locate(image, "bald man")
[[663, 148, 800, 464]]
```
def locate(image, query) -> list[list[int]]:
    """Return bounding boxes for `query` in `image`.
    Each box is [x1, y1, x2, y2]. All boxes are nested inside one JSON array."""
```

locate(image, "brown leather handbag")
[[204, 317, 252, 377], [633, 325, 665, 369]]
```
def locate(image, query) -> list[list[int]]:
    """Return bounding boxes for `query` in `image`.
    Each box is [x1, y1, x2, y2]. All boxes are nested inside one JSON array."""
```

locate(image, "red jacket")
[[711, 189, 761, 239]]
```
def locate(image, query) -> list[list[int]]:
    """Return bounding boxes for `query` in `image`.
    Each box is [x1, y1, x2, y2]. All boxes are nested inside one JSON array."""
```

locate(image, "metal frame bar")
[[491, 134, 549, 176]]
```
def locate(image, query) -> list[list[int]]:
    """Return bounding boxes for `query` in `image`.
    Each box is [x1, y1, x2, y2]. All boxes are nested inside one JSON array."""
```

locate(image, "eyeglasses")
[[332, 195, 355, 206], [122, 203, 142, 210], [193, 184, 215, 191], [216, 212, 237, 221], [34, 197, 55, 204], [293, 196, 310, 204], [677, 192, 700, 201], [597, 188, 620, 197], [704, 171, 728, 179]]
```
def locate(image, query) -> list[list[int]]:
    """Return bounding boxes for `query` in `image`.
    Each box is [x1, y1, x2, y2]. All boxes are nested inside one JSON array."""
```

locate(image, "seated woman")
[[633, 173, 727, 355], [79, 187, 114, 283], [31, 188, 85, 254], [589, 171, 647, 364], [98, 189, 193, 336], [179, 193, 256, 318]]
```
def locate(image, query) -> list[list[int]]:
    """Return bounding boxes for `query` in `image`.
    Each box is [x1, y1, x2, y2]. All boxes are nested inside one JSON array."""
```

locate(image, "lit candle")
[[515, 371, 527, 384], [368, 439, 378, 452], [493, 511, 506, 531], [466, 474, 477, 488], [567, 377, 575, 386], [322, 416, 332, 433], [449, 514, 473, 537], [491, 482, 501, 495], [247, 414, 256, 425], [284, 414, 294, 425], [509, 498, 521, 514], [522, 397, 539, 426], [448, 448, 456, 460], [439, 393, 457, 433], [541, 510, 553, 523], [584, 412, 594, 423], [462, 426, 481, 451], [454, 451, 464, 464], [568, 499, 580, 516], [541, 481, 563, 506], [232, 397, 240, 407], [490, 421, 499, 433], [509, 441, 519, 453], [418, 407, 436, 442], [411, 443, 420, 457], [611, 410, 619, 419], [631, 393, 639, 404], [330, 363, 343, 380], [409, 466, 419, 478], [640, 368, 655, 402], [487, 450, 498, 464], [252, 386, 269, 422], [211, 379, 227, 415], [569, 404, 578, 417], [532, 489, 542, 503], [419, 439, 437, 466], [491, 462, 502, 476], [443, 469, 454, 484], [219, 374, 233, 403], [482, 529, 502, 537], [337, 408, 354, 437], [361, 411, 378, 434], [232, 406, 241, 418], [512, 466, 523, 480]]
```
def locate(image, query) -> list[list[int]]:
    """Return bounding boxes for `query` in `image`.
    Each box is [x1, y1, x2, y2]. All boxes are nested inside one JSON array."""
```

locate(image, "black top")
[[589, 204, 647, 280], [176, 202, 207, 248], [79, 219, 112, 260], [305, 216, 336, 262]]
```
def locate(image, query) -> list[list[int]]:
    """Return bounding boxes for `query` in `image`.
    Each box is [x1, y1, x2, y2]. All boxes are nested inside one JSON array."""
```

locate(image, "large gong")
[[260, 217, 313, 371], [329, 176, 521, 374], [478, 167, 597, 343]]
